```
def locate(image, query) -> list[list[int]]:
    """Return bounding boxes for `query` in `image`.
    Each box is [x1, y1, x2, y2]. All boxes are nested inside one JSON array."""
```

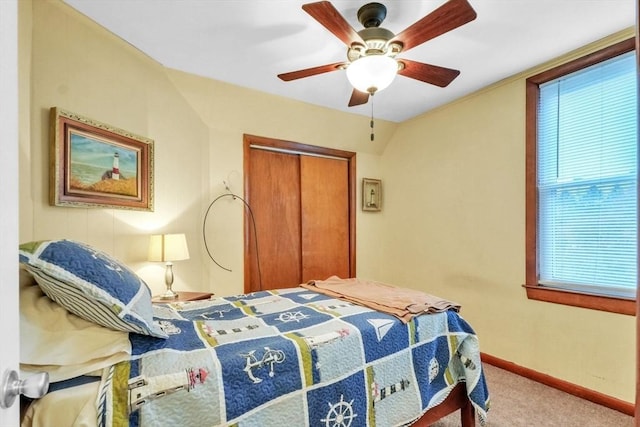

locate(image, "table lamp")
[[148, 233, 190, 299]]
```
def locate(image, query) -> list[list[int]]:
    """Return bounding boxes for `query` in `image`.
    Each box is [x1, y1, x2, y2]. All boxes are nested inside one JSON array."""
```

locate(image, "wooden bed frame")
[[412, 383, 475, 426]]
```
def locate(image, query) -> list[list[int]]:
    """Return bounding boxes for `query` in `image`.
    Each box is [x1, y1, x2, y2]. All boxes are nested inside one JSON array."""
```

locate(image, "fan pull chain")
[[370, 94, 375, 141]]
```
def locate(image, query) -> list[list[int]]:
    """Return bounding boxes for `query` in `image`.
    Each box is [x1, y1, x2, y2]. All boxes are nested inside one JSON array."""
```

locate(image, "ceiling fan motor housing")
[[348, 27, 400, 62]]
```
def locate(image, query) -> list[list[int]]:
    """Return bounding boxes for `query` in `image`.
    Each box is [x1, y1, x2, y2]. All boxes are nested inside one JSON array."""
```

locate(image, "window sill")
[[523, 284, 636, 315]]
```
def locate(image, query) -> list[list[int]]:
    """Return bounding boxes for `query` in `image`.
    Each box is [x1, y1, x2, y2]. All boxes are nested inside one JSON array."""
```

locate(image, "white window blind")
[[537, 51, 637, 298]]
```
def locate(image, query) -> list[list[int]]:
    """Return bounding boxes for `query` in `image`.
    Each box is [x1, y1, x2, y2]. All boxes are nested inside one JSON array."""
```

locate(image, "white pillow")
[[20, 266, 131, 382]]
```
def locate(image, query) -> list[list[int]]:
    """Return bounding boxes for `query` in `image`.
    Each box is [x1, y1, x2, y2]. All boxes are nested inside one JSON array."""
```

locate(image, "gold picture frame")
[[362, 178, 382, 211], [50, 107, 154, 211]]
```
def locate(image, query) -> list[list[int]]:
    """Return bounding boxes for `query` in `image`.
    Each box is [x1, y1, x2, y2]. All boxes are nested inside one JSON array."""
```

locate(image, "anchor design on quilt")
[[240, 346, 286, 384], [127, 367, 209, 412]]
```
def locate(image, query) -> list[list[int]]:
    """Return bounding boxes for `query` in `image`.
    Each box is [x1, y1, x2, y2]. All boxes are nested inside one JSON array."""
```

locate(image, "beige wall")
[[20, 0, 395, 298], [20, 0, 635, 406], [379, 30, 636, 403], [23, 0, 211, 295]]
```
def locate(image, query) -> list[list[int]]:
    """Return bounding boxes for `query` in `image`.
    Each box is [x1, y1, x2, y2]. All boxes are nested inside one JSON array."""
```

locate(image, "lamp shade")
[[148, 233, 190, 262], [346, 55, 398, 94]]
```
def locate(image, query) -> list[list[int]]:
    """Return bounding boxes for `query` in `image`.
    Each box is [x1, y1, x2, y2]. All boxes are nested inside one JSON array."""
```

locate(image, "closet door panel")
[[300, 155, 350, 282], [248, 149, 301, 291]]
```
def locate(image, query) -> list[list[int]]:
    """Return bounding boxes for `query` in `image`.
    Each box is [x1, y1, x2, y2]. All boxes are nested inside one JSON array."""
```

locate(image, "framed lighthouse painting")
[[50, 107, 154, 211]]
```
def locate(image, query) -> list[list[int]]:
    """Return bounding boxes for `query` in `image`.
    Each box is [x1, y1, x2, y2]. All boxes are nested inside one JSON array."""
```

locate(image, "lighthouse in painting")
[[111, 152, 120, 180]]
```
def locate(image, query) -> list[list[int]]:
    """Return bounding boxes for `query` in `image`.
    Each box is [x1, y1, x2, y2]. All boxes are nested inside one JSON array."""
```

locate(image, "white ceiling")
[[63, 0, 635, 123]]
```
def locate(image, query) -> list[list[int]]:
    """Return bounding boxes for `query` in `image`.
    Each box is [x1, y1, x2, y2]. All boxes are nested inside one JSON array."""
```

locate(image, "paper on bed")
[[302, 276, 461, 323]]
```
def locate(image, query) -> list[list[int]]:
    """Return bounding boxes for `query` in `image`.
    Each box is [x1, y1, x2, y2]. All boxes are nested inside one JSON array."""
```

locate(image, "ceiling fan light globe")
[[346, 55, 398, 94]]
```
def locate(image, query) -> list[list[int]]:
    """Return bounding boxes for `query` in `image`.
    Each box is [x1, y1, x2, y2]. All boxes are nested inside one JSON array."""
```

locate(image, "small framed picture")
[[50, 107, 154, 211], [362, 178, 382, 211]]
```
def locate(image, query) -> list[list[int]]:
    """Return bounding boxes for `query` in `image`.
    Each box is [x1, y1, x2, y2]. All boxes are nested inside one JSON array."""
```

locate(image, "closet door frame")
[[243, 134, 357, 293]]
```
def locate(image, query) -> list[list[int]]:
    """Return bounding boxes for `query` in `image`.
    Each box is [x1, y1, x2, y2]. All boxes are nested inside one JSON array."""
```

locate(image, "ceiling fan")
[[278, 0, 477, 107]]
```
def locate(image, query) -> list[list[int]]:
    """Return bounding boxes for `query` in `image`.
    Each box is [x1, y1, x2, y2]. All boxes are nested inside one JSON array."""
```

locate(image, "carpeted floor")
[[431, 364, 633, 427]]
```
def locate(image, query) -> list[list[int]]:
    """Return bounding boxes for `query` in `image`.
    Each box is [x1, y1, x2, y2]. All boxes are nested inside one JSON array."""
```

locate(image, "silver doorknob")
[[0, 369, 49, 409]]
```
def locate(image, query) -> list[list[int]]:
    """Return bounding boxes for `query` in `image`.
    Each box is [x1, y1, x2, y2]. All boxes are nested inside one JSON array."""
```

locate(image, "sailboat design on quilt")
[[367, 319, 394, 341]]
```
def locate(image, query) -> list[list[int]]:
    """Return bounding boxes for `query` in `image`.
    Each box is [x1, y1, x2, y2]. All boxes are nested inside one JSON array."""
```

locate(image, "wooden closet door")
[[247, 148, 301, 292], [244, 134, 356, 294], [300, 156, 350, 282]]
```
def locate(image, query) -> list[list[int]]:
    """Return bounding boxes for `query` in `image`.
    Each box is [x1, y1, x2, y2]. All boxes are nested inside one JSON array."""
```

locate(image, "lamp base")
[[159, 288, 179, 300], [159, 262, 178, 299]]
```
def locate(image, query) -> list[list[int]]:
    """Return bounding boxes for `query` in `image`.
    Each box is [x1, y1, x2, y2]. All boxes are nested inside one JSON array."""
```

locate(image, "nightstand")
[[152, 291, 213, 304]]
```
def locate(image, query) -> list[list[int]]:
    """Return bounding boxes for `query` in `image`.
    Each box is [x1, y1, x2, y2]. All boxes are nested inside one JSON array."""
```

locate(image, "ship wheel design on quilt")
[[321, 394, 357, 427]]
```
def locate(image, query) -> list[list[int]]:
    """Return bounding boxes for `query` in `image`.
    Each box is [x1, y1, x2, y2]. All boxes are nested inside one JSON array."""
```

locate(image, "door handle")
[[0, 369, 49, 409]]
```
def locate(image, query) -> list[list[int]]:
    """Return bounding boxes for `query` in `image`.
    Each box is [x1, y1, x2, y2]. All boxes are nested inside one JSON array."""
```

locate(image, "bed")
[[18, 239, 489, 427]]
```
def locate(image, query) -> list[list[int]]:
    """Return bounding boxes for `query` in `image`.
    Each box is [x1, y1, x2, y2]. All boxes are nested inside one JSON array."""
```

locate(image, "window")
[[525, 38, 637, 315]]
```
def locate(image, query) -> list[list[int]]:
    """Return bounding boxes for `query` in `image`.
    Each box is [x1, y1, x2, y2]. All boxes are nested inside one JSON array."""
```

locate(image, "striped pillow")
[[19, 239, 167, 339]]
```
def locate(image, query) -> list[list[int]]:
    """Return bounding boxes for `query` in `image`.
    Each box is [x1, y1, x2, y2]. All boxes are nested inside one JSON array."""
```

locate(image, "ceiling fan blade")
[[391, 0, 477, 52], [278, 61, 346, 81], [348, 89, 369, 107], [398, 59, 460, 87], [302, 1, 366, 47]]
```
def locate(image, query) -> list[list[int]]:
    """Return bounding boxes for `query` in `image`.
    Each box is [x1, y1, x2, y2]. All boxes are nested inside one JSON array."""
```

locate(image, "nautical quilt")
[[97, 287, 489, 427]]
